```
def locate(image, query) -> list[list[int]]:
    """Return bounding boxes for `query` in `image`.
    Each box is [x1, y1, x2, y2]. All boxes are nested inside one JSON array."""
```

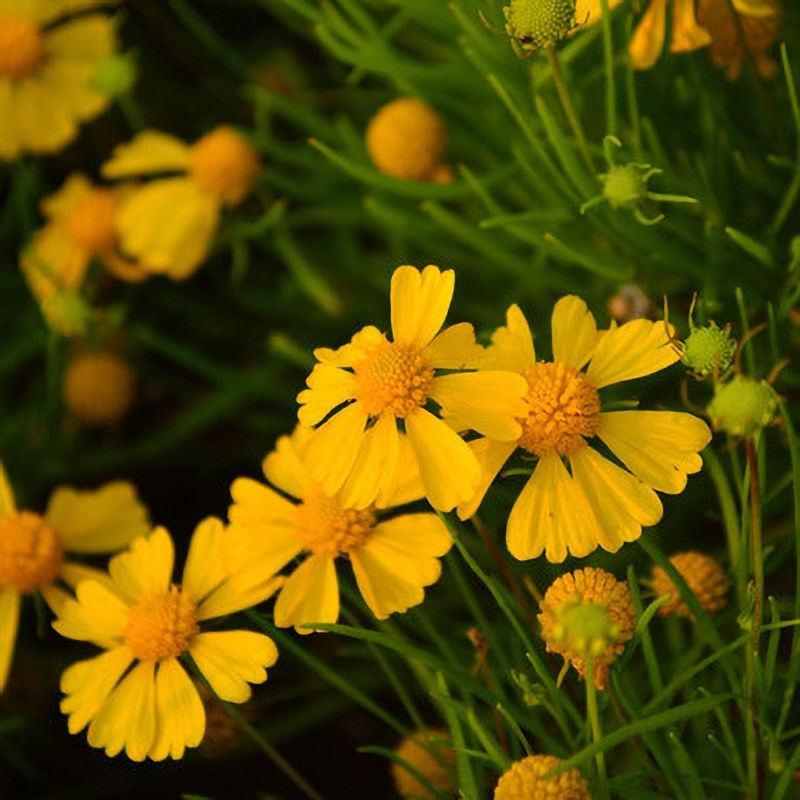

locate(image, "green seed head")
[[707, 375, 778, 437], [682, 322, 736, 377], [552, 602, 619, 660], [504, 0, 578, 51], [602, 165, 647, 209]]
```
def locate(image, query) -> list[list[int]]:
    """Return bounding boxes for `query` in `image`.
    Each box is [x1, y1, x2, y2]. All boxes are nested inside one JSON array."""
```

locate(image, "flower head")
[[102, 127, 261, 280], [0, 1, 118, 159], [493, 753, 591, 799], [366, 98, 449, 182], [53, 523, 281, 760], [64, 350, 136, 426], [681, 322, 736, 378], [0, 463, 149, 692], [538, 568, 636, 689], [228, 426, 452, 631], [651, 551, 729, 618], [458, 298, 711, 563], [503, 0, 580, 56], [297, 265, 527, 512], [392, 729, 456, 800], [707, 375, 778, 437]]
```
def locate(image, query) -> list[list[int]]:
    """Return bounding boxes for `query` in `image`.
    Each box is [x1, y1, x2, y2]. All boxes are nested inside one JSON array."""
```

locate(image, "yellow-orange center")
[[353, 340, 434, 418], [0, 17, 45, 79], [124, 585, 199, 661], [64, 189, 119, 255], [188, 126, 261, 206], [0, 511, 63, 592], [517, 362, 600, 457], [294, 495, 376, 557]]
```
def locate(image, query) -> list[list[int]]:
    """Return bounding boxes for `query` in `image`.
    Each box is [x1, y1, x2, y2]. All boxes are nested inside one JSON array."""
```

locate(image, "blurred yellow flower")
[[392, 729, 456, 800], [0, 0, 118, 159], [228, 426, 452, 631], [101, 126, 261, 280], [53, 523, 282, 761], [63, 350, 136, 427], [458, 298, 711, 562], [493, 753, 591, 799], [538, 567, 636, 689], [297, 264, 527, 512], [651, 550, 729, 618], [0, 462, 148, 692]]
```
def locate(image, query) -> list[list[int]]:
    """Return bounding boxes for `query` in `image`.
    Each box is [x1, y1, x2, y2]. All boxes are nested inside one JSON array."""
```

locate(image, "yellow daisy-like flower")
[[101, 126, 261, 280], [392, 729, 456, 800], [297, 265, 528, 512], [0, 462, 148, 692], [493, 753, 591, 800], [227, 426, 452, 631], [53, 522, 282, 761], [538, 567, 636, 689], [651, 550, 729, 619], [457, 298, 711, 563], [0, 0, 117, 159]]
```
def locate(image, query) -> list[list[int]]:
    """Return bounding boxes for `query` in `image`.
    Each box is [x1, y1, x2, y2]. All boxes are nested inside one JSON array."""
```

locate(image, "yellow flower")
[[297, 265, 528, 512], [366, 98, 450, 183], [457, 299, 711, 562], [538, 567, 636, 689], [0, 0, 117, 159], [101, 126, 261, 280], [0, 462, 148, 692], [493, 753, 591, 800], [53, 523, 282, 761], [228, 426, 452, 631], [63, 350, 136, 427], [392, 729, 456, 800], [651, 551, 729, 618]]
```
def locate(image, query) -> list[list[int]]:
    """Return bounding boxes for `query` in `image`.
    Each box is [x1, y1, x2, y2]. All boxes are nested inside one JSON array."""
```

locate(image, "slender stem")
[[585, 662, 609, 800], [545, 46, 595, 172], [599, 0, 616, 136]]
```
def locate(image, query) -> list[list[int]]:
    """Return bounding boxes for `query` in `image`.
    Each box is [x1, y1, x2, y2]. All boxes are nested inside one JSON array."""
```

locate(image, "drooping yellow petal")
[[12, 75, 79, 155], [0, 462, 15, 515], [670, 0, 712, 52], [483, 304, 535, 372], [376, 433, 426, 509], [350, 514, 451, 619], [297, 364, 357, 427], [59, 561, 115, 593], [102, 131, 191, 179], [181, 517, 226, 606], [339, 412, 400, 510], [404, 407, 481, 512], [457, 438, 517, 521], [630, 0, 669, 70], [44, 14, 116, 61], [87, 661, 157, 761], [40, 172, 91, 220], [190, 630, 278, 703], [149, 658, 205, 761], [40, 584, 71, 617], [569, 446, 663, 552], [262, 429, 315, 500], [60, 646, 133, 735], [52, 580, 129, 648], [107, 527, 174, 604], [45, 481, 149, 554], [197, 575, 284, 622], [551, 295, 599, 369], [596, 411, 712, 494], [273, 554, 339, 634], [0, 589, 20, 692], [506, 454, 601, 562], [423, 323, 482, 369], [390, 265, 454, 349], [585, 318, 678, 388], [575, 0, 625, 25]]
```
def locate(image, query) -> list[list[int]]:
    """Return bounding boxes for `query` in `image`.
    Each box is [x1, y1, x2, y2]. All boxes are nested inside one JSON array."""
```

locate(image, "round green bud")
[[602, 165, 647, 209], [707, 375, 778, 437], [504, 0, 578, 52], [92, 53, 137, 97], [682, 322, 736, 377], [42, 291, 91, 338], [552, 602, 619, 660]]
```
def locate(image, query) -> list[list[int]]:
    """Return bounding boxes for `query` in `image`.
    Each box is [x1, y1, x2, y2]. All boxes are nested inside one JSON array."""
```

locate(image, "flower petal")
[[457, 438, 517, 520], [483, 304, 535, 372], [630, 0, 669, 70], [314, 326, 385, 368], [0, 462, 15, 515], [102, 130, 191, 179], [262, 429, 315, 500], [551, 295, 599, 369], [108, 528, 174, 604], [670, 0, 712, 52], [273, 554, 339, 634], [149, 659, 205, 761], [297, 364, 357, 427], [423, 323, 482, 369], [0, 589, 20, 692], [197, 575, 284, 622], [391, 265, 454, 348], [376, 433, 426, 509], [182, 517, 226, 606], [52, 580, 129, 648], [190, 630, 278, 703]]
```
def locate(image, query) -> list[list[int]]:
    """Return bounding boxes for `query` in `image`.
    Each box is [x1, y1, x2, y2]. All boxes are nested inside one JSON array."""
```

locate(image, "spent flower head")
[[651, 551, 729, 619]]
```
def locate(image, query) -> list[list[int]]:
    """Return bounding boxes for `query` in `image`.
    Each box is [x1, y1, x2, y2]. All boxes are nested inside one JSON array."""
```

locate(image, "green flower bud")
[[602, 164, 647, 209], [42, 291, 91, 338], [92, 53, 137, 97], [682, 322, 736, 377], [503, 0, 578, 53], [551, 602, 620, 661], [707, 375, 777, 437]]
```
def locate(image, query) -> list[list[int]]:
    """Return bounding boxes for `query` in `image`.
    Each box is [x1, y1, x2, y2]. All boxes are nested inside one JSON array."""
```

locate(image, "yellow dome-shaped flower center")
[[353, 341, 434, 418], [518, 362, 600, 456], [0, 17, 45, 79], [493, 754, 591, 800], [124, 585, 199, 661], [65, 189, 119, 255], [188, 126, 261, 206], [0, 511, 64, 592], [294, 495, 377, 557]]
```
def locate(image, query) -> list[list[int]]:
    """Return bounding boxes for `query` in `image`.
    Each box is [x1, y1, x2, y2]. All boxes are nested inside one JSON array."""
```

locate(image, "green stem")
[[545, 46, 595, 173], [599, 0, 616, 136], [585, 663, 608, 800]]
